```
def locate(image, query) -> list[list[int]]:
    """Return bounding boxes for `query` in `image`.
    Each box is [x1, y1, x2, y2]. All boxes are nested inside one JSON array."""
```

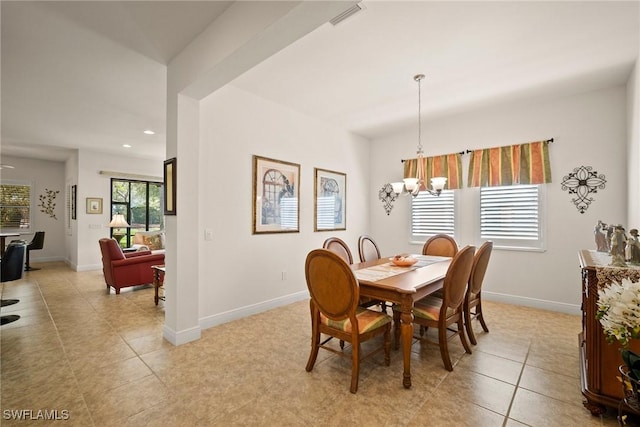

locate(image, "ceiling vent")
[[330, 3, 364, 26]]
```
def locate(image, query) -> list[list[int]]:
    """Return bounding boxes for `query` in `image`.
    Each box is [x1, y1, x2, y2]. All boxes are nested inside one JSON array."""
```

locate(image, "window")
[[0, 181, 32, 231], [410, 190, 455, 241], [480, 184, 545, 250], [111, 179, 163, 247]]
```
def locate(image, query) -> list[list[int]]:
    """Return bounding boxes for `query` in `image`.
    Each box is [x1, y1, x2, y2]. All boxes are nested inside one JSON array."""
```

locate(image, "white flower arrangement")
[[597, 278, 640, 347]]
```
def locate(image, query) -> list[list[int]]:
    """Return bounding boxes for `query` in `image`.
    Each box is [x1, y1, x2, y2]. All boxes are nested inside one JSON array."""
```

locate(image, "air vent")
[[330, 3, 363, 26]]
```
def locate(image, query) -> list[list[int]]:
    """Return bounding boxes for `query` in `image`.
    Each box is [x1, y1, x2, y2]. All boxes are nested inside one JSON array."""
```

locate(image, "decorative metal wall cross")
[[560, 165, 606, 214], [378, 183, 398, 215]]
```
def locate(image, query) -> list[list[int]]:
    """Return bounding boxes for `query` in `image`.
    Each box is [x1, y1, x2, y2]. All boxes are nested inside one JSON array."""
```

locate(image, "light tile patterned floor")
[[0, 262, 626, 426]]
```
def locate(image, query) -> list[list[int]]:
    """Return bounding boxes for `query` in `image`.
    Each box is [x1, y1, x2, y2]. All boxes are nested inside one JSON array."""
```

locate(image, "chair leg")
[[439, 323, 453, 371], [465, 305, 477, 345], [383, 326, 391, 366], [458, 317, 472, 355], [305, 320, 321, 372], [477, 302, 489, 333], [24, 249, 41, 271], [350, 342, 360, 393]]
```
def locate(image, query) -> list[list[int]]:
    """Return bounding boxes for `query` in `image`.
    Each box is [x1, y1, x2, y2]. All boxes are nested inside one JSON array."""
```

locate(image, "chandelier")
[[391, 74, 446, 197]]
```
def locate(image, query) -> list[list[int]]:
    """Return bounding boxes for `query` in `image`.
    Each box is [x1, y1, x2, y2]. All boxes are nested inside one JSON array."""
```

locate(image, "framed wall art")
[[86, 197, 103, 214], [314, 168, 346, 231], [71, 185, 77, 219], [164, 157, 177, 215], [252, 155, 300, 234]]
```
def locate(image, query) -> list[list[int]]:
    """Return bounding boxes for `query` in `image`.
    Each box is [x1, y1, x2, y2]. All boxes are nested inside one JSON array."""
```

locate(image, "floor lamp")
[[109, 214, 130, 247]]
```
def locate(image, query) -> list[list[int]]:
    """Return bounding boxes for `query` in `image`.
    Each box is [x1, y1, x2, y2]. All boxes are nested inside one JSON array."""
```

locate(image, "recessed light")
[[123, 144, 132, 148], [0, 164, 15, 169], [143, 130, 155, 135]]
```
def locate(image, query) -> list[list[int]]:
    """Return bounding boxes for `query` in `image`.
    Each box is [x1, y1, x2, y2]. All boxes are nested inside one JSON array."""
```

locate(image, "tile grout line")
[[502, 340, 532, 427]]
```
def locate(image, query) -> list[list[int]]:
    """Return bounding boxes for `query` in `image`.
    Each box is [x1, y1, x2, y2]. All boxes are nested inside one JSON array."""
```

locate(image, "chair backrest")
[[1, 242, 25, 282], [442, 245, 475, 310], [305, 249, 359, 321], [28, 231, 45, 250], [99, 238, 125, 286], [323, 237, 353, 264], [469, 241, 493, 296], [422, 234, 458, 257], [358, 235, 381, 262]]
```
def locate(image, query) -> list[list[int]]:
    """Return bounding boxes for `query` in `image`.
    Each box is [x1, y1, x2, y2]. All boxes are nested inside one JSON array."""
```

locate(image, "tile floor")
[[0, 261, 629, 426]]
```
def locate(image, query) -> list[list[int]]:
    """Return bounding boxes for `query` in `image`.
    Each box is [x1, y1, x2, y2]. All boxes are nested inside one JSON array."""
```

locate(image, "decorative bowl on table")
[[390, 255, 418, 267]]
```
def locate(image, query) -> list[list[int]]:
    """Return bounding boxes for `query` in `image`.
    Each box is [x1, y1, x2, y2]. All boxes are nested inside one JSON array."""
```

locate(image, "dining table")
[[352, 254, 451, 389]]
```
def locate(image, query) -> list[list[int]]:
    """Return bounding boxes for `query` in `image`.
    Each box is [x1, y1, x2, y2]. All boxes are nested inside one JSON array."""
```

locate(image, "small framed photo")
[[252, 155, 300, 234], [314, 168, 346, 231], [164, 157, 177, 215], [86, 197, 103, 214]]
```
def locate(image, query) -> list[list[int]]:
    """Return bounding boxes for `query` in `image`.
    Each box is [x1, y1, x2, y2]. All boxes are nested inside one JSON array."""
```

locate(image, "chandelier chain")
[[417, 76, 423, 154]]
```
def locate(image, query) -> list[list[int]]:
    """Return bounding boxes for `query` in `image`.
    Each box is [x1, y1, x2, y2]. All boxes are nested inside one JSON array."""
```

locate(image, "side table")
[[151, 265, 165, 306]]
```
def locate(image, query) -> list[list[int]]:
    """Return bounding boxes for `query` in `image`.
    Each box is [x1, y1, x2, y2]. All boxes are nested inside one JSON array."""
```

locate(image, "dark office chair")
[[1, 241, 25, 326], [25, 231, 45, 271]]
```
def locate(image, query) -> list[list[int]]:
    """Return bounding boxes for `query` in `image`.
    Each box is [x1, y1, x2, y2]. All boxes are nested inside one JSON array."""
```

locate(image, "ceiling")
[[2, 1, 639, 163]]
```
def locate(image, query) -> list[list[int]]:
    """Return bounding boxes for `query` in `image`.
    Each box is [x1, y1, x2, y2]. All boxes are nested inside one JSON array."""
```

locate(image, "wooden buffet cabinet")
[[579, 250, 640, 415]]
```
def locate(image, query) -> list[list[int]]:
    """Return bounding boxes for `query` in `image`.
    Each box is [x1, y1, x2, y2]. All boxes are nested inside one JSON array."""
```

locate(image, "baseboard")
[[162, 323, 201, 346], [30, 256, 64, 263], [483, 291, 581, 315], [199, 290, 309, 330], [75, 263, 102, 272]]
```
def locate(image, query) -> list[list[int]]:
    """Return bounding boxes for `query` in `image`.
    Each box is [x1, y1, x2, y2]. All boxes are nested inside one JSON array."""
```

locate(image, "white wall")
[[628, 61, 639, 225], [197, 85, 370, 326], [75, 148, 163, 271], [370, 85, 628, 312], [0, 155, 66, 263]]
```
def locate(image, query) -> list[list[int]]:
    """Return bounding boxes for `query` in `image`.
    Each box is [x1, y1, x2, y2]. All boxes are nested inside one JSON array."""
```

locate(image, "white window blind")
[[480, 185, 544, 250], [0, 181, 32, 231], [411, 190, 455, 240]]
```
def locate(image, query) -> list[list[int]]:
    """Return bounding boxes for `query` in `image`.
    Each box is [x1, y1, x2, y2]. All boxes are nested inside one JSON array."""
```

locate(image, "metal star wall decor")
[[560, 166, 607, 214], [379, 183, 398, 215]]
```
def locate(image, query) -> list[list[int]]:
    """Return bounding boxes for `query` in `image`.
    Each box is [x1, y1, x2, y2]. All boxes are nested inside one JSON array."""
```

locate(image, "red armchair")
[[99, 238, 165, 294]]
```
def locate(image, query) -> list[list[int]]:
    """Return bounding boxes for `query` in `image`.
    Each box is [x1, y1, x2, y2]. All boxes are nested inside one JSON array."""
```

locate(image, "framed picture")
[[164, 157, 177, 215], [314, 168, 346, 231], [71, 185, 77, 219], [86, 197, 103, 214], [252, 155, 300, 234]]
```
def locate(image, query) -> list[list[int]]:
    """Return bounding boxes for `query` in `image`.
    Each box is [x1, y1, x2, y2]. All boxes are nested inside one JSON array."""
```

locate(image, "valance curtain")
[[467, 140, 551, 188], [403, 153, 463, 190]]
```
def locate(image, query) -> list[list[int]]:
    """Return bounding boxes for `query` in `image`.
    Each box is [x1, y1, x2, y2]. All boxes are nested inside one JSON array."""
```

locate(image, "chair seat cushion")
[[393, 296, 453, 321], [321, 308, 391, 334]]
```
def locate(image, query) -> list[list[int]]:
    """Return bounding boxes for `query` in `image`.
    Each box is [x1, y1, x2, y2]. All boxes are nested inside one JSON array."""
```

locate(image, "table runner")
[[354, 255, 449, 282], [586, 250, 640, 288]]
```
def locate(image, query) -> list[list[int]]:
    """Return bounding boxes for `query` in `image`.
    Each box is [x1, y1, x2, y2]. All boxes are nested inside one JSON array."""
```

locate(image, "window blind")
[[411, 190, 455, 239], [480, 185, 540, 243], [0, 182, 32, 230]]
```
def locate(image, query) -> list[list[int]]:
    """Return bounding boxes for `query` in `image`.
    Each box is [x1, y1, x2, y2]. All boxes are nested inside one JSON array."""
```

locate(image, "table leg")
[[0, 237, 5, 257], [153, 270, 160, 305], [400, 298, 414, 388]]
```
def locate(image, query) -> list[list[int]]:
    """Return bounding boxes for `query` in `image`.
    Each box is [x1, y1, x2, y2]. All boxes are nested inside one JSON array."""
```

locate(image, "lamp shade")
[[109, 214, 130, 228]]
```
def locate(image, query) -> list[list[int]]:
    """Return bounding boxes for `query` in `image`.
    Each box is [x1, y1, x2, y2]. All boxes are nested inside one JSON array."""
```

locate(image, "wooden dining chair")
[[358, 235, 381, 263], [464, 241, 493, 345], [422, 234, 459, 257], [305, 249, 391, 393], [357, 235, 390, 313], [322, 237, 353, 264], [396, 245, 475, 371]]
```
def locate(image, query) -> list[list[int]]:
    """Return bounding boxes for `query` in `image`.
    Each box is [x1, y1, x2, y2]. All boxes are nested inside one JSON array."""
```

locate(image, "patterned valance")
[[467, 140, 552, 188], [403, 153, 463, 190]]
